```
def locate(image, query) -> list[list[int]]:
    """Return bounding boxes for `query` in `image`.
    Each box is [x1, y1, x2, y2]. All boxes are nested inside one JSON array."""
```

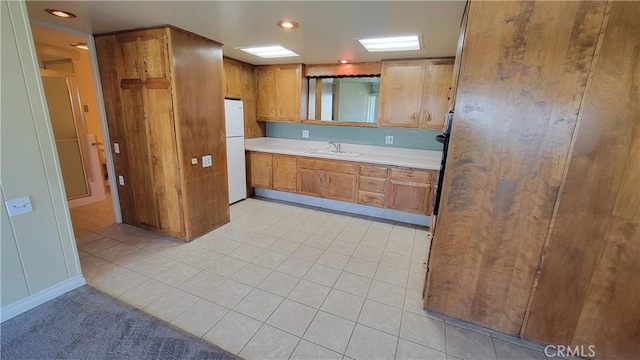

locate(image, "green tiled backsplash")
[[265, 123, 443, 151]]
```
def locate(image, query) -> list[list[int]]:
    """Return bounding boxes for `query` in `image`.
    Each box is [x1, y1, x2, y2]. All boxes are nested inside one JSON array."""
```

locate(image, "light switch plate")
[[5, 196, 33, 217], [302, 130, 309, 138], [118, 175, 125, 186], [385, 135, 394, 144], [113, 143, 120, 154], [202, 155, 212, 168]]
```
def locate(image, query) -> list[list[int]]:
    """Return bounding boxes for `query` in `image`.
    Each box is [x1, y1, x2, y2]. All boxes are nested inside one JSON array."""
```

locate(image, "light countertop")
[[244, 138, 442, 170]]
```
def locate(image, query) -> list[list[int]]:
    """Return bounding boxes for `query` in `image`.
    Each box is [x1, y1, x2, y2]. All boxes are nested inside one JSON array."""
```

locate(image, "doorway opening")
[[30, 24, 119, 239]]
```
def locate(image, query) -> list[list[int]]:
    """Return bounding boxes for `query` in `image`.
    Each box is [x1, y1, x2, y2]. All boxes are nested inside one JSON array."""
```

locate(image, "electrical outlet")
[[113, 143, 120, 154], [385, 135, 394, 144], [118, 175, 125, 186], [302, 130, 309, 138], [202, 155, 212, 168], [191, 157, 198, 165], [4, 196, 33, 217]]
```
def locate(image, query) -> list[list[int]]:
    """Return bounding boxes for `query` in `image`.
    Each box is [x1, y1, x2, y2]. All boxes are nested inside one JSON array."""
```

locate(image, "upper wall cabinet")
[[223, 57, 242, 99], [115, 34, 170, 82], [378, 59, 453, 129], [256, 64, 306, 122]]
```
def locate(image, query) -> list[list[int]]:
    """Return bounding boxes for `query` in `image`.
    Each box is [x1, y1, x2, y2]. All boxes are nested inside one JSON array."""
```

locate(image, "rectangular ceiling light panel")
[[239, 45, 299, 58], [358, 35, 421, 52]]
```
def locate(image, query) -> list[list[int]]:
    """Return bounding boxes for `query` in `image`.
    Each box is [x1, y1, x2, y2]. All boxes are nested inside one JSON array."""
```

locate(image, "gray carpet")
[[1, 286, 240, 360]]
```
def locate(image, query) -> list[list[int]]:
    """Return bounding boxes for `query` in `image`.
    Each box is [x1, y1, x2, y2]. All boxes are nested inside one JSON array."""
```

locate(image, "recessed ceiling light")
[[239, 45, 299, 59], [45, 9, 77, 18], [358, 35, 421, 52], [276, 20, 299, 29], [338, 59, 351, 64], [70, 42, 89, 50]]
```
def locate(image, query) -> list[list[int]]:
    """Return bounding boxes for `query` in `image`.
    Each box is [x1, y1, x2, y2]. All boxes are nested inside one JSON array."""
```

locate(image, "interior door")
[[120, 83, 158, 229], [145, 85, 183, 236], [40, 71, 91, 200]]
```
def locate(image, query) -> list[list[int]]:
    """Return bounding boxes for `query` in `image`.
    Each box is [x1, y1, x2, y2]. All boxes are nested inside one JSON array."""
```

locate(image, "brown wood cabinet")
[[425, 2, 639, 359], [255, 64, 306, 122], [95, 26, 229, 240], [273, 155, 297, 192], [378, 60, 425, 128], [379, 59, 454, 129], [357, 165, 388, 208], [297, 168, 324, 197], [222, 57, 242, 99], [249, 152, 272, 189], [385, 168, 431, 213], [297, 158, 357, 201], [222, 57, 265, 139], [421, 60, 454, 129], [248, 151, 436, 215]]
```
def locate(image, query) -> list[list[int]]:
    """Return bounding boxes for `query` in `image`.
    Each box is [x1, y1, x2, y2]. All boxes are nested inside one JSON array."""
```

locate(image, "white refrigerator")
[[224, 99, 247, 204]]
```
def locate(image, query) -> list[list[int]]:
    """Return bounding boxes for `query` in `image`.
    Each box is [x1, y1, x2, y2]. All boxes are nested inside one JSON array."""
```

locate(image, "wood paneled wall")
[[169, 28, 229, 239], [523, 2, 640, 358], [425, 1, 608, 335]]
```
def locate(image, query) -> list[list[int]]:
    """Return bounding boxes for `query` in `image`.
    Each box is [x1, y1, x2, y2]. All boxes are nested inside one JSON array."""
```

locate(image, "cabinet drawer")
[[358, 177, 386, 193], [298, 157, 356, 174], [389, 168, 430, 184], [359, 165, 388, 178], [357, 191, 385, 207]]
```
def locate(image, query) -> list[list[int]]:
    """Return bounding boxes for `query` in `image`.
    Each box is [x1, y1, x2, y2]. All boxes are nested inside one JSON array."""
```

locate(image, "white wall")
[[0, 0, 85, 321]]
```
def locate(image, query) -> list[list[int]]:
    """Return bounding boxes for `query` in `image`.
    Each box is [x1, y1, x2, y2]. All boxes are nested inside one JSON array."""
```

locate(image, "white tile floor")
[[70, 197, 551, 360]]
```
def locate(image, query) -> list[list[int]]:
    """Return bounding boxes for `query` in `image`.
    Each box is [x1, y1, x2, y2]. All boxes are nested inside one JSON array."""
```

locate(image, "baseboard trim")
[[0, 275, 86, 323], [255, 188, 430, 227]]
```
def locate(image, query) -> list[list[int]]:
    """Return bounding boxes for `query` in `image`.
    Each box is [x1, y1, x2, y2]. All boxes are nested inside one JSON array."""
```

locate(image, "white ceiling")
[[26, 1, 466, 65]]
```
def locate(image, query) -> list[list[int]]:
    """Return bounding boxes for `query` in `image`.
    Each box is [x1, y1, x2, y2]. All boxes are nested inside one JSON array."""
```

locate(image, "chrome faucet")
[[327, 141, 341, 153]]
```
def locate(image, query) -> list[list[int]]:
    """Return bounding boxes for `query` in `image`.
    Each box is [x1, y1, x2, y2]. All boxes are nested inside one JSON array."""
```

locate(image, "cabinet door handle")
[[153, 155, 158, 165], [134, 62, 139, 75], [143, 61, 148, 74]]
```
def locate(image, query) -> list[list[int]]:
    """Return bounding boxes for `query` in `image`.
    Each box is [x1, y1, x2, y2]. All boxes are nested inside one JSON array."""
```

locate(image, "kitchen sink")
[[305, 148, 363, 158]]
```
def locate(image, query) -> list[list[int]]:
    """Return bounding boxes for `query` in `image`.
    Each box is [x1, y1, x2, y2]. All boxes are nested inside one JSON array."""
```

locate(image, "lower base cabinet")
[[273, 155, 297, 191], [249, 152, 273, 189], [386, 168, 431, 213], [326, 172, 357, 202], [297, 168, 324, 197], [248, 151, 436, 215]]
